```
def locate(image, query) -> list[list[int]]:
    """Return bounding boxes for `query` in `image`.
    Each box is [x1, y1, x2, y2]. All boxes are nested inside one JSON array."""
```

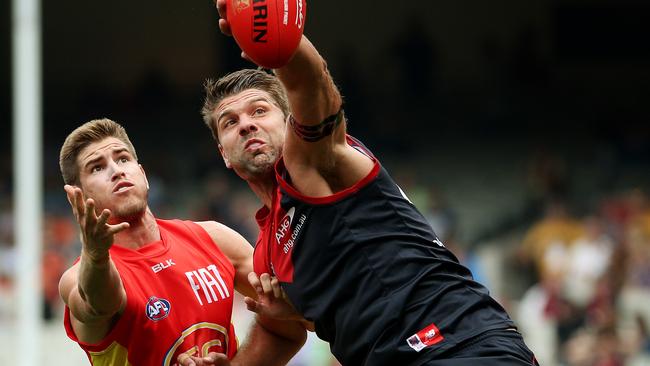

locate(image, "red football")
[[226, 0, 307, 68]]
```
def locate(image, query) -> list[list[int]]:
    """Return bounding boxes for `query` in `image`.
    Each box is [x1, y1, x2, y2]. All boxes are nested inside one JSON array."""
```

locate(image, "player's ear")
[[218, 144, 232, 169], [139, 164, 150, 189]]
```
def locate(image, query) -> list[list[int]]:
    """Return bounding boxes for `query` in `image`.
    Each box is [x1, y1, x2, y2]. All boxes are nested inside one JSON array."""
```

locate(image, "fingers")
[[241, 52, 253, 63], [205, 352, 230, 365], [84, 198, 97, 227], [64, 185, 86, 221], [64, 186, 130, 242], [96, 208, 111, 227], [219, 19, 232, 36], [244, 296, 259, 313], [64, 185, 80, 220], [259, 273, 273, 295], [106, 222, 130, 236], [248, 272, 262, 295], [177, 353, 196, 366], [74, 187, 86, 218], [270, 276, 281, 298], [216, 0, 226, 19], [248, 272, 282, 298], [64, 184, 75, 205], [97, 208, 130, 237], [178, 352, 229, 366], [215, 0, 232, 36]]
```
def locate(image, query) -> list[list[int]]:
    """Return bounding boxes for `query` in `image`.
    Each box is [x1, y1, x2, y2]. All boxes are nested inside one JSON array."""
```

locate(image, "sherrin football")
[[227, 0, 306, 68]]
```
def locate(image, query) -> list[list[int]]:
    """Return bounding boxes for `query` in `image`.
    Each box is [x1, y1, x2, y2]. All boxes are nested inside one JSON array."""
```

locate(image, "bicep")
[[59, 265, 89, 320], [59, 265, 117, 342]]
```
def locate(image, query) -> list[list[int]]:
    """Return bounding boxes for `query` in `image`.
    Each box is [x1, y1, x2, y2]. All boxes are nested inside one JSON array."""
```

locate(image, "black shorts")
[[417, 329, 539, 366]]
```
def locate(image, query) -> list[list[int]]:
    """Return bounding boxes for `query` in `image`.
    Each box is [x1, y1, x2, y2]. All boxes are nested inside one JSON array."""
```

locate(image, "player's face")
[[77, 137, 149, 223], [214, 89, 286, 181]]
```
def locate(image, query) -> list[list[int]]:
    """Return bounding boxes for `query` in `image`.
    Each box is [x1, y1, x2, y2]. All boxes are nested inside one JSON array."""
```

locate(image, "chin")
[[113, 201, 147, 222]]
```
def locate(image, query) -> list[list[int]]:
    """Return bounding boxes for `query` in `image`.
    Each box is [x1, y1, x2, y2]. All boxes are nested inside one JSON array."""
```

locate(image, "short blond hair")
[[59, 118, 138, 185], [202, 69, 290, 141]]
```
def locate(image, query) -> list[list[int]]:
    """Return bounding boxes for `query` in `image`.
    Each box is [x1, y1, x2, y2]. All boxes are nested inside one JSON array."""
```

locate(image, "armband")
[[289, 108, 344, 142]]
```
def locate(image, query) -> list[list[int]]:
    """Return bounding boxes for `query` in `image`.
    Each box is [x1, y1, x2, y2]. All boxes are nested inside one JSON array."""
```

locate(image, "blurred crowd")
[[516, 191, 650, 366]]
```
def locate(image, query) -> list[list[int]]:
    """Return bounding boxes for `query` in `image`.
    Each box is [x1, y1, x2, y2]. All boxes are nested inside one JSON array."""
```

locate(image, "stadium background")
[[1, 0, 649, 364]]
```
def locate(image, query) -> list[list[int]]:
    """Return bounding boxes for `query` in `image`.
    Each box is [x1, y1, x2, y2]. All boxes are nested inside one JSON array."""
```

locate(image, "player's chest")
[[116, 254, 235, 318]]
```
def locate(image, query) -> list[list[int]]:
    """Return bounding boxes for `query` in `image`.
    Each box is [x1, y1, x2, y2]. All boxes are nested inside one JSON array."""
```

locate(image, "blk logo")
[[152, 259, 176, 273], [145, 296, 171, 321]]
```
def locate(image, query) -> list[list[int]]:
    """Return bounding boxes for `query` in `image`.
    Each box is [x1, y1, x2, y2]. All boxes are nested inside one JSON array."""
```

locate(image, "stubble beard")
[[238, 149, 280, 182], [110, 192, 148, 224]]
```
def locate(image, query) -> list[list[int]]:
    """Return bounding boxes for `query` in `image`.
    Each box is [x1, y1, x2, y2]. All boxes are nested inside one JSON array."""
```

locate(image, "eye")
[[91, 165, 103, 173], [253, 107, 266, 116], [221, 118, 236, 129], [118, 157, 129, 163]]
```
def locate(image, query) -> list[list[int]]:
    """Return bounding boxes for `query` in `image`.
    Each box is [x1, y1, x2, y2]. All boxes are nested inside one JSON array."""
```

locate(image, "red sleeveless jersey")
[[64, 219, 238, 366]]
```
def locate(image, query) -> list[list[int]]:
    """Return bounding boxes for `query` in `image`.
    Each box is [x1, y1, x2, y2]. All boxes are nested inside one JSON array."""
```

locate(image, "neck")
[[112, 207, 160, 250], [247, 174, 277, 209]]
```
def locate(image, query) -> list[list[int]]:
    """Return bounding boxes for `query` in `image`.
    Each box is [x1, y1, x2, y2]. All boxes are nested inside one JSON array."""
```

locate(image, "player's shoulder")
[[194, 221, 253, 259], [193, 220, 234, 239]]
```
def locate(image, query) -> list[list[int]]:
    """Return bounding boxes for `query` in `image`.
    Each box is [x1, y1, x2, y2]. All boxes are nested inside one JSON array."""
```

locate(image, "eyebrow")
[[82, 147, 130, 170], [217, 97, 271, 127]]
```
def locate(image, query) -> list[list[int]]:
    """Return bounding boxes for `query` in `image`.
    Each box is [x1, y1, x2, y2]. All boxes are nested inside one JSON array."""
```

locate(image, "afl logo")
[[233, 0, 250, 14], [145, 296, 171, 321]]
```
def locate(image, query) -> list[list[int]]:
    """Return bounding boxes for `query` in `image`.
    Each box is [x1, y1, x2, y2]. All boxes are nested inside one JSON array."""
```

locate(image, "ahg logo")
[[145, 296, 171, 321], [276, 207, 296, 244], [275, 207, 307, 254]]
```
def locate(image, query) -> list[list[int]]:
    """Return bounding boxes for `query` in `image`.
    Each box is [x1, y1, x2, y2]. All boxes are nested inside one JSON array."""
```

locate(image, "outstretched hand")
[[214, 0, 232, 36], [64, 185, 129, 261], [213, 0, 253, 62], [177, 352, 230, 366], [244, 273, 303, 322]]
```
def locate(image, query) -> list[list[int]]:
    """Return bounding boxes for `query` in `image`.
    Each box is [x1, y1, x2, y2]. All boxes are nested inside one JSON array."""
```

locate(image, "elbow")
[[78, 286, 124, 319]]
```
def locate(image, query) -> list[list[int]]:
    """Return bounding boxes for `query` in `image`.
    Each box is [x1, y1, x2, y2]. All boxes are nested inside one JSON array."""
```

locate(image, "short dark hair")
[[59, 118, 138, 185], [202, 69, 290, 141]]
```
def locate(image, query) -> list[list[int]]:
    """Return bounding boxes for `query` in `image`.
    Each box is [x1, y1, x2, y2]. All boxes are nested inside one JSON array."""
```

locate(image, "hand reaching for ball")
[[214, 0, 307, 68]]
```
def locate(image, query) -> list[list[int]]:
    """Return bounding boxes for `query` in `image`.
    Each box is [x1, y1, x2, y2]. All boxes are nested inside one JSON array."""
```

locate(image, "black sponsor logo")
[[252, 0, 268, 43]]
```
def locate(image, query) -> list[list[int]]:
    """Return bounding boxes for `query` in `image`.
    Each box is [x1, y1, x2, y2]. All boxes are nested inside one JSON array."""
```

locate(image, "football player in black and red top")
[[200, 1, 539, 364]]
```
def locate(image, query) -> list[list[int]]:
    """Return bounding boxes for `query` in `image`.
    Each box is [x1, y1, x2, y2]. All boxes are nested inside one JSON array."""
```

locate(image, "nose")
[[238, 116, 258, 137], [109, 160, 126, 182]]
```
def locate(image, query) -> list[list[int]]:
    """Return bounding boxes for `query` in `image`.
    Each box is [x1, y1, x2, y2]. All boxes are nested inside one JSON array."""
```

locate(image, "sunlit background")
[[1, 0, 650, 365]]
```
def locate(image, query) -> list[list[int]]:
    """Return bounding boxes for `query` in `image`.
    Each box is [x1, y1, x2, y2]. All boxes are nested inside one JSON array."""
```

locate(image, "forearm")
[[231, 317, 306, 366], [77, 251, 124, 317], [275, 36, 342, 125]]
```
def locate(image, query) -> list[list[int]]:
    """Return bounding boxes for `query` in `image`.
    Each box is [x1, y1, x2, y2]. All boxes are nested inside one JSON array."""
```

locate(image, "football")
[[227, 0, 307, 68]]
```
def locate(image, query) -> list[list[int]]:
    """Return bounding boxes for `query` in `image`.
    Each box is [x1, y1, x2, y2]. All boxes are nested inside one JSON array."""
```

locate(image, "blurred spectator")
[[519, 200, 583, 284], [563, 216, 615, 308], [0, 200, 14, 324], [423, 186, 457, 243], [0, 272, 13, 324]]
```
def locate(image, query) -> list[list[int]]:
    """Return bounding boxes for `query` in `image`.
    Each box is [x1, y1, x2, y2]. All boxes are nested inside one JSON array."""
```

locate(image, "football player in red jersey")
[[58, 118, 306, 366]]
